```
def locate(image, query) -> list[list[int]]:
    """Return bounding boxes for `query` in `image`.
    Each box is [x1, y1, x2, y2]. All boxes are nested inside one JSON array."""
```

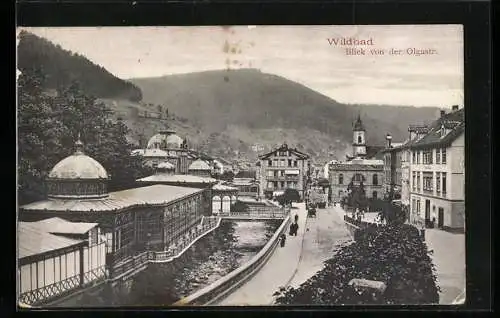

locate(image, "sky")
[[17, 25, 464, 107]]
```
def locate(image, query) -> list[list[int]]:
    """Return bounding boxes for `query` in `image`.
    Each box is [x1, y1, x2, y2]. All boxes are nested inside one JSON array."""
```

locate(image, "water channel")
[[60, 219, 282, 307]]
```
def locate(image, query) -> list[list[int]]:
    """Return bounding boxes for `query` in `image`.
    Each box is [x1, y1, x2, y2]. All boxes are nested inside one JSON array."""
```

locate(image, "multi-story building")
[[409, 106, 465, 230], [382, 135, 404, 199], [329, 115, 384, 203], [257, 143, 311, 199]]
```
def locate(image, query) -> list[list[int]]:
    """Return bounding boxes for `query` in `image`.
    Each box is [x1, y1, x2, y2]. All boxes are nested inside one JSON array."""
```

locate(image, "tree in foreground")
[[18, 66, 152, 204], [273, 223, 439, 305]]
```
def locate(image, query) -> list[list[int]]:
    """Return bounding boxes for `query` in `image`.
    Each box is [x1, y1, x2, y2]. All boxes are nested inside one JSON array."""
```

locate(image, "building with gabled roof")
[[257, 143, 311, 199], [408, 106, 465, 231]]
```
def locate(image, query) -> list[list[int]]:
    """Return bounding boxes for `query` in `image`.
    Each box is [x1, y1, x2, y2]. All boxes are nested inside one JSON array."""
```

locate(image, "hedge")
[[273, 223, 439, 305]]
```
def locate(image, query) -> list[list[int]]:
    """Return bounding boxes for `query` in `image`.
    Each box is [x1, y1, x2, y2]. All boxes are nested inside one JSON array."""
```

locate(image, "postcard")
[[17, 25, 464, 307]]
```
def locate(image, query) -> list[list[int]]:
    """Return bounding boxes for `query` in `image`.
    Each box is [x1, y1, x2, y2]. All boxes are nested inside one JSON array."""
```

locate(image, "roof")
[[49, 153, 108, 179], [365, 146, 385, 159], [258, 144, 310, 160], [157, 161, 175, 169], [137, 174, 217, 184], [410, 108, 464, 149], [131, 148, 169, 157], [20, 184, 204, 212], [353, 114, 366, 131], [212, 183, 239, 191], [18, 222, 84, 259], [166, 134, 184, 147], [188, 159, 211, 171], [234, 170, 256, 179], [30, 217, 98, 235]]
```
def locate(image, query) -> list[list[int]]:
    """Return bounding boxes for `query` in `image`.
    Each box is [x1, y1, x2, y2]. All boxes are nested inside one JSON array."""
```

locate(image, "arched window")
[[372, 174, 378, 185], [358, 136, 362, 144], [373, 191, 378, 199], [354, 173, 364, 182], [338, 174, 344, 185]]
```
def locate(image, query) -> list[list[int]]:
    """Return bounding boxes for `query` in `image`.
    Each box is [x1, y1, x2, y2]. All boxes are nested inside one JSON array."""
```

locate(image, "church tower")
[[352, 114, 367, 157]]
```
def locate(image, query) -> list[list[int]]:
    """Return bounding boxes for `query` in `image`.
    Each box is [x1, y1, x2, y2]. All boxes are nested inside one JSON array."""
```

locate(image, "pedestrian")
[[294, 214, 299, 223], [293, 222, 299, 236], [280, 233, 286, 247], [289, 223, 294, 236]]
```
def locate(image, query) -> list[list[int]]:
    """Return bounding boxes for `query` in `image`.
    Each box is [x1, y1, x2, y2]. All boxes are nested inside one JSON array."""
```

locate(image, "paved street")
[[288, 205, 352, 288], [218, 203, 352, 305], [425, 229, 466, 304]]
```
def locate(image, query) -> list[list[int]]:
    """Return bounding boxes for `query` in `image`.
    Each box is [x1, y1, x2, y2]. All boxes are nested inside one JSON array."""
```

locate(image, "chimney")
[[452, 105, 459, 111], [440, 110, 446, 118]]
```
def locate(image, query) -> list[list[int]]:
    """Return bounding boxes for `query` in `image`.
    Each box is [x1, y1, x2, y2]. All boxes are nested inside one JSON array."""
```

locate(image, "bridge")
[[218, 205, 289, 220]]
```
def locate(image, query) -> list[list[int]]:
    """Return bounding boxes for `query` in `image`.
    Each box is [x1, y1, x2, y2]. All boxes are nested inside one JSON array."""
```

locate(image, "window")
[[423, 172, 433, 192], [417, 200, 421, 213], [281, 159, 286, 167], [274, 170, 279, 177], [267, 170, 273, 177], [441, 148, 447, 164], [436, 174, 441, 194], [372, 191, 378, 199], [423, 149, 433, 164], [89, 228, 98, 246], [354, 174, 364, 182], [372, 174, 378, 185], [436, 149, 441, 164], [288, 159, 292, 167], [358, 136, 362, 144], [294, 160, 298, 167], [338, 174, 344, 185], [339, 190, 343, 197], [273, 181, 278, 188], [280, 181, 285, 188], [412, 172, 416, 191], [442, 173, 447, 194], [268, 160, 272, 166], [412, 151, 416, 164], [412, 199, 416, 213], [416, 173, 421, 192]]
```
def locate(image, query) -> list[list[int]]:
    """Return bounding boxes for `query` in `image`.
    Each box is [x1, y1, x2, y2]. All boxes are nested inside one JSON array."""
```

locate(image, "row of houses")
[[382, 105, 465, 231]]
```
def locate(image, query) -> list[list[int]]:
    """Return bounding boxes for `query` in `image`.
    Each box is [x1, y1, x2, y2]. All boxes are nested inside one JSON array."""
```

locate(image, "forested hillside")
[[17, 30, 142, 102], [17, 67, 152, 205]]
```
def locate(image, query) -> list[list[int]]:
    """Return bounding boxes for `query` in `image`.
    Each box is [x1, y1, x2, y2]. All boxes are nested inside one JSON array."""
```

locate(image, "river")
[[64, 219, 282, 307]]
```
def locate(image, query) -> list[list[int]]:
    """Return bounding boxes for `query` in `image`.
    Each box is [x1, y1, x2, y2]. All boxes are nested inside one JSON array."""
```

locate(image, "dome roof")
[[166, 134, 184, 148], [147, 133, 166, 148], [188, 159, 211, 171], [49, 141, 108, 180], [46, 138, 109, 200]]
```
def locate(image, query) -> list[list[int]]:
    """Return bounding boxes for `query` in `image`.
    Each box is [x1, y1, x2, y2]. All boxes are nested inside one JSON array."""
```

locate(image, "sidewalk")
[[287, 205, 352, 288], [217, 203, 308, 306], [425, 229, 466, 304]]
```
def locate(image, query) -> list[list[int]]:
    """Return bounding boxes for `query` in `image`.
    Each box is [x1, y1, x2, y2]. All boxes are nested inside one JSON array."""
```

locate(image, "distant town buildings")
[[257, 143, 311, 200], [131, 129, 225, 177], [232, 170, 259, 198], [328, 114, 385, 203]]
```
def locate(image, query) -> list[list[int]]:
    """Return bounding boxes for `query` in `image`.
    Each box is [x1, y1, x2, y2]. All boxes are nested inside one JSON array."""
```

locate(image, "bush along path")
[[273, 223, 440, 305]]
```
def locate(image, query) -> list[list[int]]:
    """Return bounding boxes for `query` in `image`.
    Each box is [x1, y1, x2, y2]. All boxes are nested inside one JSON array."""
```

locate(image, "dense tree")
[[17, 30, 142, 102], [17, 66, 152, 204]]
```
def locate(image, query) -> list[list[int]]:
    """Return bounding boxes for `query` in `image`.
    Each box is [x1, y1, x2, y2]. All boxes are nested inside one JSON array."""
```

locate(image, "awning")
[[285, 170, 300, 175], [273, 191, 285, 196]]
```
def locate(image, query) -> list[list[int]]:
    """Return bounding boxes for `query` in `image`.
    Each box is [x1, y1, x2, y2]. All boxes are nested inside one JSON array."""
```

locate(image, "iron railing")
[[20, 266, 106, 306]]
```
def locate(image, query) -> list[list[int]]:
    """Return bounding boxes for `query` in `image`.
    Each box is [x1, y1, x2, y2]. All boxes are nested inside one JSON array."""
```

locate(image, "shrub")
[[273, 223, 439, 305], [230, 200, 248, 212]]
